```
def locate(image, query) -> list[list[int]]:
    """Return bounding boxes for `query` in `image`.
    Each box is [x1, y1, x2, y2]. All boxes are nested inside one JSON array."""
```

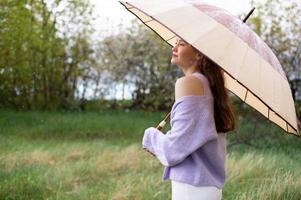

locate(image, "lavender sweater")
[[142, 72, 227, 189]]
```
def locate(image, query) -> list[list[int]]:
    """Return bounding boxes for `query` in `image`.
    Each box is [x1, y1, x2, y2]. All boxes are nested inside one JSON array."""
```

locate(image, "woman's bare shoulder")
[[175, 75, 204, 101]]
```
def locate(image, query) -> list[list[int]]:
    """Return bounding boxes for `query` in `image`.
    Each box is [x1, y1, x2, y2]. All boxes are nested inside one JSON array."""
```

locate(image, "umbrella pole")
[[243, 7, 256, 23]]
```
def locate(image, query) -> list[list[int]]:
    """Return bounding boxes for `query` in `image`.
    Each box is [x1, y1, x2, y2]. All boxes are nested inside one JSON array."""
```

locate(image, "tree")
[[99, 20, 181, 111], [0, 0, 96, 110]]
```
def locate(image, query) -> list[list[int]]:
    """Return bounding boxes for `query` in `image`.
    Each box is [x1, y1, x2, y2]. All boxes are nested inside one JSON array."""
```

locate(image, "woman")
[[142, 37, 236, 200]]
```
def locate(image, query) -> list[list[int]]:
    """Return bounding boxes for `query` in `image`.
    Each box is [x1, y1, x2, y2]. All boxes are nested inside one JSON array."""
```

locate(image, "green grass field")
[[0, 109, 300, 200]]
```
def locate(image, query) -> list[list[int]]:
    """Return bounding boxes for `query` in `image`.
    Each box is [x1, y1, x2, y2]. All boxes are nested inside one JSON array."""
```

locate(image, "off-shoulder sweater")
[[142, 72, 227, 189]]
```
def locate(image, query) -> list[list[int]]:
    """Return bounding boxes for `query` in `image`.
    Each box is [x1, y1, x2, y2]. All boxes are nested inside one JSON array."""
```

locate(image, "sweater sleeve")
[[142, 95, 218, 167]]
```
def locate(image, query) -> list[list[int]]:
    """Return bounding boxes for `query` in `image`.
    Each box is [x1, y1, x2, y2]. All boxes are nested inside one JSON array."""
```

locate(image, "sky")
[[90, 0, 254, 38]]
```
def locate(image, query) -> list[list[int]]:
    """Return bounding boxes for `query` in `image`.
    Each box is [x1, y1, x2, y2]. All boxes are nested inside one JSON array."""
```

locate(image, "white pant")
[[171, 180, 222, 200]]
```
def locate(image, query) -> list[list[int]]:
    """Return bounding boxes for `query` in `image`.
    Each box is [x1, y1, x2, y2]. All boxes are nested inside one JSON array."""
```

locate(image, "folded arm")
[[142, 75, 217, 167]]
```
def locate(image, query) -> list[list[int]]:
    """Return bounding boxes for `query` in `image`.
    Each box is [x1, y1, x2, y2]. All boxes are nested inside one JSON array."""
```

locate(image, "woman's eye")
[[174, 41, 186, 46]]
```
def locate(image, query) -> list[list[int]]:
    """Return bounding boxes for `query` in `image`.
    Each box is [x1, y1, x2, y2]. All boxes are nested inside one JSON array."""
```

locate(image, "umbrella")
[[119, 0, 300, 137]]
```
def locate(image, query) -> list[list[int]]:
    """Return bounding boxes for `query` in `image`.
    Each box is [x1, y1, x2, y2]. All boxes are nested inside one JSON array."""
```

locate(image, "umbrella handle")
[[143, 111, 171, 156], [156, 111, 171, 131]]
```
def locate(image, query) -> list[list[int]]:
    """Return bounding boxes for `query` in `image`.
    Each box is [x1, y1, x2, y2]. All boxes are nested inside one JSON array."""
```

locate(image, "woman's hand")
[[142, 127, 157, 157]]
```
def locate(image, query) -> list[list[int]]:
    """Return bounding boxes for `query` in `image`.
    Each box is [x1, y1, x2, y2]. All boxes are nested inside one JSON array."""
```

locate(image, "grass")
[[0, 109, 300, 199], [0, 108, 166, 145]]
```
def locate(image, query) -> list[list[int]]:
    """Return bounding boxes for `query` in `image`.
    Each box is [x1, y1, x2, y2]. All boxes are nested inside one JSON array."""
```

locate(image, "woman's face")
[[171, 38, 198, 68]]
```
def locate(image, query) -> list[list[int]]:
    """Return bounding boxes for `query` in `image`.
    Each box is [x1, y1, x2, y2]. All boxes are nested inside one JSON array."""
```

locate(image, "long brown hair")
[[196, 53, 236, 133]]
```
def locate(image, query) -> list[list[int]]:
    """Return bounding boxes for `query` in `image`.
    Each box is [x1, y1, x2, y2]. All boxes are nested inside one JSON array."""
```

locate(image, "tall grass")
[[0, 109, 300, 199]]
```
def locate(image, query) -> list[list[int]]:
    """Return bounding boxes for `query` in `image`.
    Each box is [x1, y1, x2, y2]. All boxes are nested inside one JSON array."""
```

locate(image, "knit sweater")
[[142, 72, 227, 189]]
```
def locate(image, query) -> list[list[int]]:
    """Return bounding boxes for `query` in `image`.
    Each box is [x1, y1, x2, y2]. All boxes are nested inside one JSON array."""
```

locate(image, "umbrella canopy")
[[119, 0, 300, 137]]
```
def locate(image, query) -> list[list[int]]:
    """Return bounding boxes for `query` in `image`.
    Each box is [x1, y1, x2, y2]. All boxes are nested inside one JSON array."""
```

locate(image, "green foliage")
[[100, 21, 180, 111], [1, 0, 300, 113], [0, 0, 95, 110]]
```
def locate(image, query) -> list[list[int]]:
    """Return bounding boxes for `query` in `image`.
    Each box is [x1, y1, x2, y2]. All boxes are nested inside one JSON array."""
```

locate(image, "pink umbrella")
[[119, 0, 300, 137]]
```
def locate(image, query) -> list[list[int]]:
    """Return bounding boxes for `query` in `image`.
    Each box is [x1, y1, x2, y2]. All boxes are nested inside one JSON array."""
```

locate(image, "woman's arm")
[[142, 76, 217, 167]]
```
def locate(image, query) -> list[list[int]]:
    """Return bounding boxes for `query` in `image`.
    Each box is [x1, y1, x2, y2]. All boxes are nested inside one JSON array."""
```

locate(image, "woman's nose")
[[172, 45, 177, 52]]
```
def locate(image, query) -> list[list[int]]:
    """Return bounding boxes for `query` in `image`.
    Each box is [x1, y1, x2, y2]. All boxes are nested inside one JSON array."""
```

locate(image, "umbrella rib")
[[244, 90, 248, 102], [144, 19, 154, 23], [166, 35, 177, 42], [124, 3, 186, 46], [119, 1, 134, 9]]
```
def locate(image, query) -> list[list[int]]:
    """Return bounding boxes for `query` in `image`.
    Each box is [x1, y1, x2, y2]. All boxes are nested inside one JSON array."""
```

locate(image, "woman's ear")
[[197, 53, 202, 58], [195, 52, 202, 61]]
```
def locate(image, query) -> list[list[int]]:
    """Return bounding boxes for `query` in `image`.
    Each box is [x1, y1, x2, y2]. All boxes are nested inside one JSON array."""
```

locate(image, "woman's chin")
[[171, 58, 178, 65]]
